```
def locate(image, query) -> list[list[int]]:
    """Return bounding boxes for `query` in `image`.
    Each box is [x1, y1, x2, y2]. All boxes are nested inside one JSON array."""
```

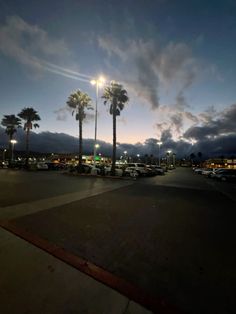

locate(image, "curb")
[[0, 220, 183, 314]]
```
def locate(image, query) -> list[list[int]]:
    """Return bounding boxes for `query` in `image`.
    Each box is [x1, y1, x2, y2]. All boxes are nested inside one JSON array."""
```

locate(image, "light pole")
[[167, 150, 171, 168], [137, 154, 140, 162], [157, 141, 162, 166], [10, 139, 17, 162], [90, 76, 105, 164], [3, 149, 7, 161], [94, 143, 100, 164], [173, 153, 176, 168], [124, 151, 127, 163]]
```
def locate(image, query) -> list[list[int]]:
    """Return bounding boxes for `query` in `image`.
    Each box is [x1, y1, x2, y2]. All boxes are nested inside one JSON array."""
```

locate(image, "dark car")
[[214, 169, 236, 182], [46, 162, 65, 170]]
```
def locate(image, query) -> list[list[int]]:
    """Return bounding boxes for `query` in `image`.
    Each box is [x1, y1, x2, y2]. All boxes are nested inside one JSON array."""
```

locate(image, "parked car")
[[46, 162, 65, 170], [194, 168, 204, 174], [201, 168, 215, 176], [104, 165, 123, 176], [214, 169, 236, 182], [125, 163, 148, 176], [148, 165, 165, 175], [145, 166, 157, 176], [36, 162, 49, 170], [124, 167, 139, 177], [210, 168, 227, 179]]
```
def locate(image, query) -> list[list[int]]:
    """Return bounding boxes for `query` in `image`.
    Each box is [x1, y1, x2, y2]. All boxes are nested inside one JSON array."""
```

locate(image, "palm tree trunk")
[[111, 109, 116, 176], [9, 134, 13, 163], [26, 128, 30, 166], [78, 117, 83, 173]]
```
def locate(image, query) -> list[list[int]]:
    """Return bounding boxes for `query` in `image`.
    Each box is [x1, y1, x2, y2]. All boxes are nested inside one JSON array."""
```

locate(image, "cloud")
[[0, 126, 235, 158], [54, 107, 71, 121], [0, 16, 70, 69], [98, 36, 200, 110], [54, 106, 95, 123], [155, 101, 199, 141], [184, 103, 236, 140], [0, 15, 94, 83]]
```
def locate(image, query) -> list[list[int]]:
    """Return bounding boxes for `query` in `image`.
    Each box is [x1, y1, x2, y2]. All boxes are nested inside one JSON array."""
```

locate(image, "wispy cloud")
[[0, 16, 92, 83], [98, 36, 200, 110]]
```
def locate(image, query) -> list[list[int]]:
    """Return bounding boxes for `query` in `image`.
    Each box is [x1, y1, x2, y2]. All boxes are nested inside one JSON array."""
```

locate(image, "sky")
[[0, 0, 236, 157]]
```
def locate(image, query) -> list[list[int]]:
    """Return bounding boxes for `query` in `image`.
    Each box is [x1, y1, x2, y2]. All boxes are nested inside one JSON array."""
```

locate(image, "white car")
[[36, 162, 48, 170], [201, 168, 215, 176], [125, 163, 148, 176], [124, 167, 139, 177], [104, 165, 123, 176]]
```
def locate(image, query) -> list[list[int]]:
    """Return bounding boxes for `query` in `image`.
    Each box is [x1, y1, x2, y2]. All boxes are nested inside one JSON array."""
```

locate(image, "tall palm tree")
[[102, 82, 129, 176], [1, 115, 21, 159], [18, 107, 41, 163], [66, 90, 92, 173]]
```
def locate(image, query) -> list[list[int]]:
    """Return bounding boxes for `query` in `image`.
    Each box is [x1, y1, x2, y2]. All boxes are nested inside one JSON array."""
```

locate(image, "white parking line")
[[0, 181, 133, 220]]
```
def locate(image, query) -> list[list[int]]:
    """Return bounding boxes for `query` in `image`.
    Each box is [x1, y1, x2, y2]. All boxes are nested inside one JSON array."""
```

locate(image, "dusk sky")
[[0, 0, 236, 156]]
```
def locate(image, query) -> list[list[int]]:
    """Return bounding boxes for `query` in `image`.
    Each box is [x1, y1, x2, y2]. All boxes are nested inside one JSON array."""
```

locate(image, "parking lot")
[[0, 167, 235, 314]]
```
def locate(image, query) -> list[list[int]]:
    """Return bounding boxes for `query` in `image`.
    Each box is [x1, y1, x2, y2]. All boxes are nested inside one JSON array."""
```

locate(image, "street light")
[[10, 139, 17, 162], [90, 76, 105, 164], [167, 150, 172, 167], [3, 149, 7, 161], [123, 151, 127, 163], [157, 141, 162, 166], [137, 153, 140, 161]]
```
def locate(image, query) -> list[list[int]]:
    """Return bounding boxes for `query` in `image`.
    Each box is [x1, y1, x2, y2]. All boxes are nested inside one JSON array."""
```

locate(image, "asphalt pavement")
[[0, 168, 235, 314]]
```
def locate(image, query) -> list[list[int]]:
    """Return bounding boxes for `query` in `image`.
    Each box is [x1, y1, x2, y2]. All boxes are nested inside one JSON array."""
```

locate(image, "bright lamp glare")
[[90, 80, 96, 85]]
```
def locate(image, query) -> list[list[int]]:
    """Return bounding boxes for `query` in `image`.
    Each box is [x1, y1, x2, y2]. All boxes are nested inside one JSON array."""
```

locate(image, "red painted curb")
[[0, 220, 183, 314]]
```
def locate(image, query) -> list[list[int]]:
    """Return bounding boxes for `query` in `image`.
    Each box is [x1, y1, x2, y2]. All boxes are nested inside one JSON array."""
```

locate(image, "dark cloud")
[[170, 113, 183, 133], [1, 122, 235, 159], [184, 103, 236, 140]]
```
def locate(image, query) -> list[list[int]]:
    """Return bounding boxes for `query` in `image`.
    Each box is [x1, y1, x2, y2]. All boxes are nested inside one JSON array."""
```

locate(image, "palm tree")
[[18, 107, 41, 164], [1, 114, 21, 160], [66, 90, 92, 173], [102, 81, 129, 176]]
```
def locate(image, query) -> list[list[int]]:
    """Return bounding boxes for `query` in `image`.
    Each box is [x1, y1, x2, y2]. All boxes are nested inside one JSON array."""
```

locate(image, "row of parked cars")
[[193, 167, 236, 182], [70, 163, 169, 177], [0, 160, 66, 170], [1, 160, 173, 178]]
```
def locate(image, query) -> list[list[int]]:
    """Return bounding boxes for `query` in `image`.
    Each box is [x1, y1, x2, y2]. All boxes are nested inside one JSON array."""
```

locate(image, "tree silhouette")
[[18, 107, 40, 164], [102, 82, 128, 175], [66, 90, 92, 173]]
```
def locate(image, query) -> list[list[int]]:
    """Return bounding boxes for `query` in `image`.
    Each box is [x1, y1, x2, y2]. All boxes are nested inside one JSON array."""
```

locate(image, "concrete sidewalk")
[[0, 227, 151, 314]]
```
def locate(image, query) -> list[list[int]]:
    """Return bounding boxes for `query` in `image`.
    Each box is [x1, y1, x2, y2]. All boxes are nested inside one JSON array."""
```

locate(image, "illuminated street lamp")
[[90, 76, 105, 164], [157, 141, 162, 166], [10, 139, 17, 162], [124, 150, 127, 162], [166, 150, 172, 167], [137, 153, 140, 161], [93, 143, 100, 164]]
